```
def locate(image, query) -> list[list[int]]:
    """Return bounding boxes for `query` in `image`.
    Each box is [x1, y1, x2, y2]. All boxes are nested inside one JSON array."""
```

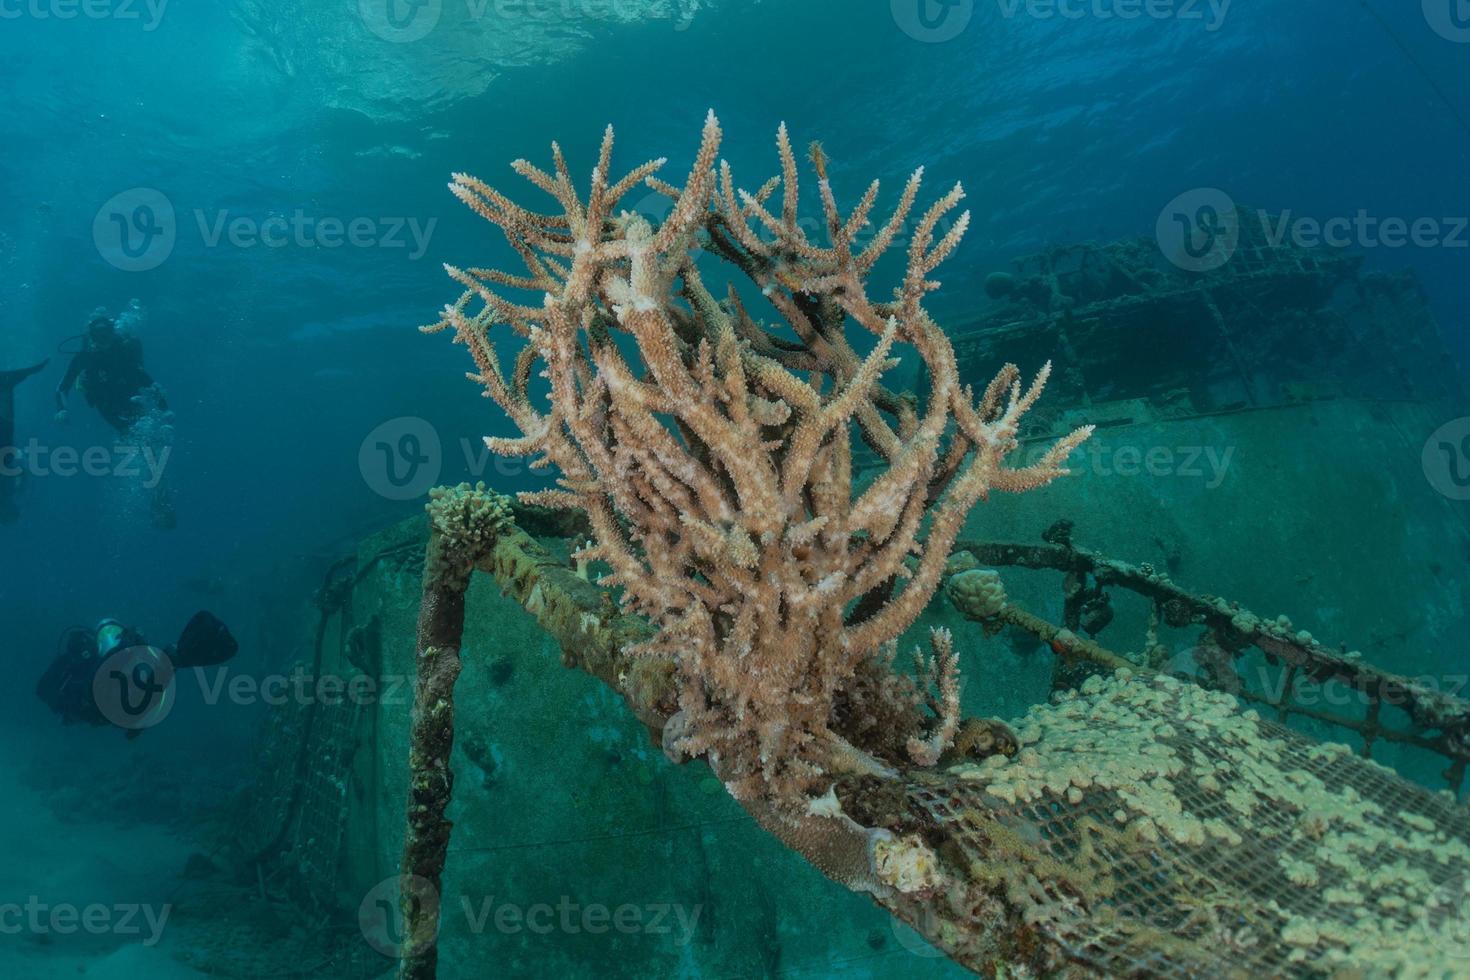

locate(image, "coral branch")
[[426, 114, 1090, 806], [906, 628, 962, 767]]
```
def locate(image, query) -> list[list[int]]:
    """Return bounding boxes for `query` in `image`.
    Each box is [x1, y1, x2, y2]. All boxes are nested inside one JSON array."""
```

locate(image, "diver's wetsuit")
[[36, 612, 238, 730], [35, 625, 147, 727], [56, 335, 166, 435]]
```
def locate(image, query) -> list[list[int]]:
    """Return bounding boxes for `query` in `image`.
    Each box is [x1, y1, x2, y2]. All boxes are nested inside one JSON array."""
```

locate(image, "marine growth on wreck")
[[426, 114, 1092, 805], [6, 5, 1469, 980]]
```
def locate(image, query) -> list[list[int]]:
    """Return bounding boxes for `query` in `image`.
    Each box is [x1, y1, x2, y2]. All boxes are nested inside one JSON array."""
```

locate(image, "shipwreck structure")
[[943, 213, 1464, 423], [224, 121, 1470, 978]]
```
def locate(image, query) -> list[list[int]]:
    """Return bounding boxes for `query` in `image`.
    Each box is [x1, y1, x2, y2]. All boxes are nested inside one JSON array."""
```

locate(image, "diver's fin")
[[173, 611, 239, 668], [0, 360, 48, 392]]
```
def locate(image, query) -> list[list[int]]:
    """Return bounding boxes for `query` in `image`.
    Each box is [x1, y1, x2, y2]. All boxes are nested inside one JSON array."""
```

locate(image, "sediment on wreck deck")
[[402, 510, 1470, 979]]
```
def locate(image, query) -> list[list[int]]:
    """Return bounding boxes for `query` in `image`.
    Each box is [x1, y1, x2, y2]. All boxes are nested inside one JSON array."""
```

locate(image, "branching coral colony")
[[426, 112, 1092, 808]]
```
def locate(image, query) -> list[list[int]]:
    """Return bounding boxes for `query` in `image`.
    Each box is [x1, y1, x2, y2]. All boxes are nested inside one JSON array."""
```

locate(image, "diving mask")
[[95, 619, 126, 658]]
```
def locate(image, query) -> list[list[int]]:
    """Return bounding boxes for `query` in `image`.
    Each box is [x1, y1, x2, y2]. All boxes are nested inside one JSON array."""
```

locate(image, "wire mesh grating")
[[912, 673, 1470, 977]]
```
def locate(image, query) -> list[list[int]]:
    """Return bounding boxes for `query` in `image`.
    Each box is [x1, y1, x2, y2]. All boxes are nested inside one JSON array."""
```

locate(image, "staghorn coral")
[[906, 627, 962, 767], [426, 112, 1091, 805]]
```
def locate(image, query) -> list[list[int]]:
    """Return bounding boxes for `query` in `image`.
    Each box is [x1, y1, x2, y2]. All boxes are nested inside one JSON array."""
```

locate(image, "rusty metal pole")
[[395, 559, 468, 980], [395, 484, 512, 980]]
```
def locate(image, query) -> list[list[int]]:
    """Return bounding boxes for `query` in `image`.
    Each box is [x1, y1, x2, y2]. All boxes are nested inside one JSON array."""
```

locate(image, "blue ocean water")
[[2, 0, 1466, 611], [1, 2, 1468, 977]]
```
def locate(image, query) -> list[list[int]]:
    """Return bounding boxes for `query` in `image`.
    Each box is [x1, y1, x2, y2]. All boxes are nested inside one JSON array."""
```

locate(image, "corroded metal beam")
[[396, 485, 513, 980], [463, 514, 1079, 978], [954, 536, 1470, 773], [397, 505, 1470, 979]]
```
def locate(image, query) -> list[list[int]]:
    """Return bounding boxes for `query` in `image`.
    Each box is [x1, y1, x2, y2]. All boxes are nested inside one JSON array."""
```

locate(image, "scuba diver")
[[54, 308, 178, 528], [36, 611, 239, 734], [0, 359, 48, 524], [55, 312, 168, 434]]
